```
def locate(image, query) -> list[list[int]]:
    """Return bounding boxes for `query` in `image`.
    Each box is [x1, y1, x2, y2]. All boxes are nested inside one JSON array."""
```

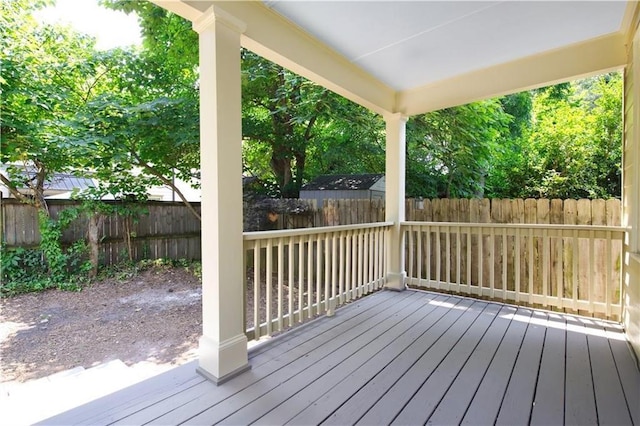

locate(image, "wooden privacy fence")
[[1, 199, 201, 265]]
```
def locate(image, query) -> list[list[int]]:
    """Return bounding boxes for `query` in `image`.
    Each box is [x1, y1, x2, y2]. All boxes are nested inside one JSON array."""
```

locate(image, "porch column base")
[[385, 272, 407, 291], [197, 334, 250, 385]]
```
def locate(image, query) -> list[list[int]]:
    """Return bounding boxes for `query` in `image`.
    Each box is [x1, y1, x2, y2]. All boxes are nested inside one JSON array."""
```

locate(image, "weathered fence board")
[[1, 199, 202, 266]]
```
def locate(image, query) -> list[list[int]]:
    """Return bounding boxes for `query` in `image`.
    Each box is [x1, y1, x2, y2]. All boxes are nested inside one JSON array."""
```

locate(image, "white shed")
[[299, 173, 385, 208]]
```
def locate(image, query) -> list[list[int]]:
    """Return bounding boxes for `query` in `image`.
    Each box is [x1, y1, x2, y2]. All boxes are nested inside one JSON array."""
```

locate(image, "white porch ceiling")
[[263, 1, 627, 91], [161, 0, 633, 115]]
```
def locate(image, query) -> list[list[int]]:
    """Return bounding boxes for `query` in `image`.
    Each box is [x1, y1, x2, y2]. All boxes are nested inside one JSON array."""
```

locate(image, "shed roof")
[[301, 174, 384, 191]]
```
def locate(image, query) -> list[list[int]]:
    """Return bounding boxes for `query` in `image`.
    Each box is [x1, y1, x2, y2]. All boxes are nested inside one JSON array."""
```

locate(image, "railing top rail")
[[243, 221, 394, 241], [401, 221, 627, 233]]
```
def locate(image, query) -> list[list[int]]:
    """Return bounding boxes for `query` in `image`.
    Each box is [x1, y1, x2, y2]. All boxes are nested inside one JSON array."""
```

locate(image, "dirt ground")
[[0, 267, 202, 383]]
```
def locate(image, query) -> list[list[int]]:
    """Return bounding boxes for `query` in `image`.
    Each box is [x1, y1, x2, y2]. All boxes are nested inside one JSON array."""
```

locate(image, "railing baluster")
[[515, 227, 521, 303], [556, 233, 563, 309], [372, 229, 380, 290], [288, 236, 294, 328], [606, 230, 612, 318], [339, 231, 345, 303], [465, 227, 471, 288], [307, 233, 313, 320], [346, 230, 352, 301], [589, 229, 595, 314], [408, 226, 415, 284], [478, 226, 484, 295], [316, 233, 322, 315], [363, 231, 370, 294], [266, 238, 273, 336], [528, 227, 534, 304], [277, 237, 284, 332], [489, 227, 496, 298], [426, 225, 431, 286], [542, 229, 549, 307], [330, 232, 337, 314], [572, 229, 578, 312], [298, 235, 304, 323], [456, 225, 461, 292], [416, 227, 422, 286], [368, 229, 373, 290], [436, 225, 442, 288], [358, 231, 364, 297], [445, 225, 451, 288], [324, 234, 330, 312], [253, 240, 261, 340], [502, 228, 507, 301]]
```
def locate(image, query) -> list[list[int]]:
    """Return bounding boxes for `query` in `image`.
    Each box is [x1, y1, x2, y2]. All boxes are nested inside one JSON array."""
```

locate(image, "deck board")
[[391, 302, 503, 425], [565, 315, 598, 425], [495, 309, 546, 425], [604, 324, 640, 425], [583, 317, 633, 425], [254, 292, 444, 425], [427, 304, 516, 425], [39, 289, 640, 426], [460, 307, 532, 425], [285, 294, 455, 425], [356, 299, 486, 425], [529, 312, 566, 426], [322, 297, 476, 425]]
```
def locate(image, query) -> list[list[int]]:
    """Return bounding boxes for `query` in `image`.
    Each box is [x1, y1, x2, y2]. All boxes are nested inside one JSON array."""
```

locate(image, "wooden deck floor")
[[41, 290, 639, 425]]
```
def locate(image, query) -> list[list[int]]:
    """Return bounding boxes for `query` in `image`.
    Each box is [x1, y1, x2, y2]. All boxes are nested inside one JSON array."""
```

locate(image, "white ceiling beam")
[[218, 1, 396, 115], [397, 32, 627, 116], [150, 0, 205, 22]]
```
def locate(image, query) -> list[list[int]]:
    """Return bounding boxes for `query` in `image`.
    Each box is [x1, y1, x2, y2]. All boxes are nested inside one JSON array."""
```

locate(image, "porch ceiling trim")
[[152, 0, 630, 117], [397, 32, 628, 116], [154, 0, 397, 115]]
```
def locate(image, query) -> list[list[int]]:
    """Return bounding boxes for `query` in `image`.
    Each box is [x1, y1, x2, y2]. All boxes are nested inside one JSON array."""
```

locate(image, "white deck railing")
[[243, 222, 393, 341], [402, 221, 625, 319]]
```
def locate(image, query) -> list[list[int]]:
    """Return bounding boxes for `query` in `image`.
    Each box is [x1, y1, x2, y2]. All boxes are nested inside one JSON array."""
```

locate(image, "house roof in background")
[[301, 174, 384, 191], [44, 173, 95, 192]]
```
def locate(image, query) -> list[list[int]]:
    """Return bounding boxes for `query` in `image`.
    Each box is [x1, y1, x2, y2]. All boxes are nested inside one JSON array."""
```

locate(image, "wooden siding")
[[624, 22, 640, 365], [41, 290, 639, 426]]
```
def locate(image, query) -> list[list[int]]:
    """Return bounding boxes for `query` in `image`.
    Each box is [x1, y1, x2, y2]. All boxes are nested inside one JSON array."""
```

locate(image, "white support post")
[[384, 113, 408, 291], [193, 6, 250, 384]]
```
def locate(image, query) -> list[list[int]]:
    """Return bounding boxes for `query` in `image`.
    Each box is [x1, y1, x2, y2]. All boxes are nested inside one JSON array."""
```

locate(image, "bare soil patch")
[[1, 267, 202, 383]]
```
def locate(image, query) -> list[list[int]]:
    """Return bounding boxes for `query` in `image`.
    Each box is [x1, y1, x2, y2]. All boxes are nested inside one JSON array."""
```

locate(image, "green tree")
[[0, 0, 106, 214], [406, 99, 510, 198]]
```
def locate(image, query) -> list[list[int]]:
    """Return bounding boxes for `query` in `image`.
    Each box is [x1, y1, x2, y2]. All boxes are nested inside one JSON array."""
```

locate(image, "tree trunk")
[[87, 214, 104, 278]]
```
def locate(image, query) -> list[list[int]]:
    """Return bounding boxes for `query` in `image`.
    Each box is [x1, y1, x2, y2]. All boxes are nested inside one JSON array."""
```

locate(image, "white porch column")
[[384, 113, 408, 291], [193, 7, 250, 384]]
